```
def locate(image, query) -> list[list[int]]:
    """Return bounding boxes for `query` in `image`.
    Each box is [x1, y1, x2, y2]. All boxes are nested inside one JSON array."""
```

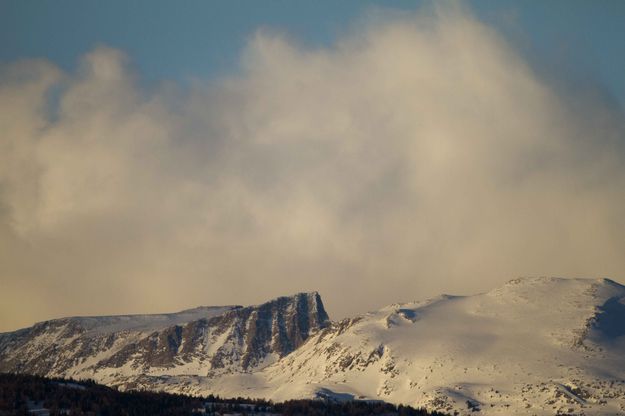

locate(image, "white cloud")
[[1, 6, 624, 331]]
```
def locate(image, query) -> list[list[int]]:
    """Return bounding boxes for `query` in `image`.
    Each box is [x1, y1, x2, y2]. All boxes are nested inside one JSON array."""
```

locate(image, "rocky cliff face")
[[0, 292, 329, 386]]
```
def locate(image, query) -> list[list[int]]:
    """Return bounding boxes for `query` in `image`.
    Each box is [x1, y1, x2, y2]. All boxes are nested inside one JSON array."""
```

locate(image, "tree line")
[[0, 373, 450, 416]]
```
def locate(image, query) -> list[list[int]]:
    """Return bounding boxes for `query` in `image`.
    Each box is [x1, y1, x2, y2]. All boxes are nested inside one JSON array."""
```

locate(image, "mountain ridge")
[[0, 291, 329, 381], [4, 291, 330, 334], [3, 278, 625, 415]]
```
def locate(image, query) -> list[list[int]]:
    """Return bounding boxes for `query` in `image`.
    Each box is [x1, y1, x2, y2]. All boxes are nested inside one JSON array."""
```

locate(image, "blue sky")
[[2, 0, 624, 105]]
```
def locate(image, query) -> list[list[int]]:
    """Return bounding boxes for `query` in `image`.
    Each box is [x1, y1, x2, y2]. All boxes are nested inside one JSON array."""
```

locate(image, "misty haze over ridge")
[[1, 4, 624, 332]]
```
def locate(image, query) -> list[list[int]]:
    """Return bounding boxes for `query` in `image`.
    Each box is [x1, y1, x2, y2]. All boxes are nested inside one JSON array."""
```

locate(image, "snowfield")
[[3, 278, 625, 415]]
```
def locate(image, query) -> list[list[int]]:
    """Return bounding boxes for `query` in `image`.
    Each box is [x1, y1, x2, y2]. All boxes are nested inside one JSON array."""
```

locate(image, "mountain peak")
[[268, 291, 323, 303], [266, 291, 319, 302], [250, 291, 330, 328]]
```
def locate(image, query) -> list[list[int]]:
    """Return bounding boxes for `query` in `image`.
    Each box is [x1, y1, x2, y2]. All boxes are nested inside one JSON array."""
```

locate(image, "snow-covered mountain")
[[0, 292, 329, 389], [3, 278, 625, 415]]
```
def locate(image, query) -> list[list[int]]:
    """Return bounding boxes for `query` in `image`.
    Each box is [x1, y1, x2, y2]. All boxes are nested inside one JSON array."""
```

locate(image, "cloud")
[[1, 6, 624, 331]]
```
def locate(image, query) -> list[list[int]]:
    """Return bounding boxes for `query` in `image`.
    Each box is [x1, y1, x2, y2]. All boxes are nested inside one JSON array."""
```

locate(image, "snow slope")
[[3, 278, 625, 415], [138, 278, 625, 416], [257, 277, 625, 415]]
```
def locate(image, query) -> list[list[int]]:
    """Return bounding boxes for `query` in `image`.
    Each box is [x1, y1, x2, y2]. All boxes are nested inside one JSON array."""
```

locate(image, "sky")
[[1, 1, 625, 104], [1, 1, 625, 332]]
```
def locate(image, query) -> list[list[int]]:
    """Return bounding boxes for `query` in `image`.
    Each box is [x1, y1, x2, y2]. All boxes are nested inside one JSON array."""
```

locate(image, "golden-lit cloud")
[[1, 6, 624, 331]]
